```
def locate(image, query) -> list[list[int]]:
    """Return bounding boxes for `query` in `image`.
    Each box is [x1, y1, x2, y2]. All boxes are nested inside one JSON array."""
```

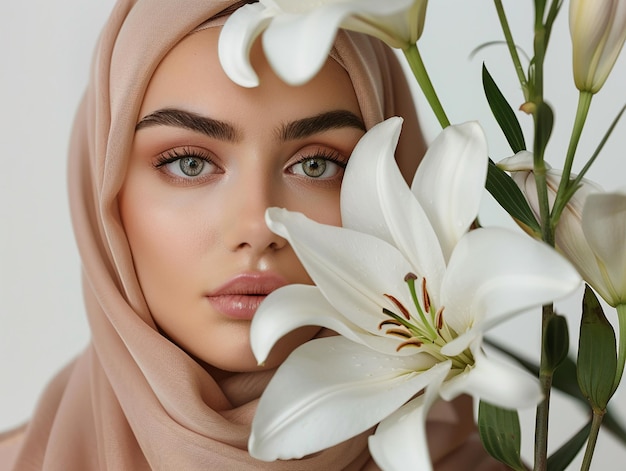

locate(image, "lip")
[[206, 272, 289, 320]]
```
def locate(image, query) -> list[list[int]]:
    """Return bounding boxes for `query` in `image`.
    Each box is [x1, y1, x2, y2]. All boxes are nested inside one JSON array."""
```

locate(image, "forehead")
[[138, 27, 362, 122]]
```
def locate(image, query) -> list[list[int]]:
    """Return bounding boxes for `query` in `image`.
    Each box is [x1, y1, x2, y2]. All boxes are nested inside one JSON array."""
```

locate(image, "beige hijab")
[[0, 0, 503, 469]]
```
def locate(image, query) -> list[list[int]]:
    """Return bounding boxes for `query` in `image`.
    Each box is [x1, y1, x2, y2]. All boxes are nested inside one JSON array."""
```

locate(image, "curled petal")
[[439, 343, 542, 410], [497, 150, 536, 172], [341, 118, 446, 297], [261, 6, 347, 85], [582, 191, 626, 306], [249, 337, 437, 461], [251, 285, 401, 363], [261, 0, 415, 85], [369, 361, 451, 471], [266, 208, 415, 337], [411, 122, 488, 261], [440, 227, 581, 355], [218, 3, 273, 87]]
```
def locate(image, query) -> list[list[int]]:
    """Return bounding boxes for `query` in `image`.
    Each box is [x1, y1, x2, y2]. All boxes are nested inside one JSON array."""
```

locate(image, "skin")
[[118, 27, 365, 373]]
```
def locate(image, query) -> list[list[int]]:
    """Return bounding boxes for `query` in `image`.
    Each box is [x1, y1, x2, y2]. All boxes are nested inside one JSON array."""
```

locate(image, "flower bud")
[[570, 0, 626, 93]]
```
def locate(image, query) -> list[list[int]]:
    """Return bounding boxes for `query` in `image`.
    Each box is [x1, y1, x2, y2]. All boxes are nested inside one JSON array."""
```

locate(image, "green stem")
[[532, 13, 555, 469], [532, 133, 553, 246], [552, 91, 593, 226], [534, 303, 555, 471], [493, 0, 528, 99], [402, 44, 450, 128], [543, 0, 562, 47], [580, 410, 605, 471], [614, 303, 626, 392]]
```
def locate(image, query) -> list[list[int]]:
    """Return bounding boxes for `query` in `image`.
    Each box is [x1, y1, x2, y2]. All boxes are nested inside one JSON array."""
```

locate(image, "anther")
[[378, 319, 403, 330], [435, 306, 445, 331], [421, 278, 431, 313], [396, 338, 423, 351], [383, 293, 411, 320], [386, 328, 412, 339]]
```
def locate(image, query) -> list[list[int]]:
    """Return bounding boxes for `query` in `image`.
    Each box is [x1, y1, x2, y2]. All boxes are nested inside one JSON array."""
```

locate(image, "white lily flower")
[[218, 0, 428, 87], [498, 152, 626, 306], [249, 119, 582, 469], [570, 0, 626, 93]]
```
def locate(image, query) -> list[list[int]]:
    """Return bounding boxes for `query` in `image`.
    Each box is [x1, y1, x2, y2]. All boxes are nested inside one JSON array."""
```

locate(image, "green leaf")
[[482, 64, 527, 153], [543, 314, 570, 373], [547, 420, 592, 471], [485, 338, 626, 445], [533, 101, 554, 158], [486, 159, 541, 234], [577, 285, 618, 410], [478, 401, 526, 471], [485, 337, 626, 444]]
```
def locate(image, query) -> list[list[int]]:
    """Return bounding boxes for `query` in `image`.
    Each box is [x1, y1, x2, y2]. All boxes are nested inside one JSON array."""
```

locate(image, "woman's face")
[[119, 27, 365, 372]]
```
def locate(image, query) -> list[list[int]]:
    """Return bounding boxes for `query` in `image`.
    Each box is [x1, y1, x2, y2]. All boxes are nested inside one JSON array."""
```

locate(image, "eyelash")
[[154, 146, 214, 170], [290, 149, 348, 176], [152, 146, 348, 183]]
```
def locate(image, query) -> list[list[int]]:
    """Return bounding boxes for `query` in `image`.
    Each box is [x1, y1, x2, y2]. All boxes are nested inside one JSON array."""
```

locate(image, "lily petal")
[[249, 336, 438, 461], [341, 118, 446, 296], [439, 343, 542, 409], [411, 122, 488, 261], [440, 227, 581, 355], [582, 191, 626, 305], [218, 3, 273, 87], [251, 284, 401, 363], [266, 208, 416, 337], [261, 6, 348, 85], [261, 0, 415, 86], [497, 150, 536, 172], [369, 361, 451, 471]]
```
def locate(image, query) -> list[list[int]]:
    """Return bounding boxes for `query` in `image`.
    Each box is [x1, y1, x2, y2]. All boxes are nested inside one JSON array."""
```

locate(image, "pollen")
[[435, 306, 445, 331], [378, 319, 403, 329], [383, 293, 411, 320], [386, 328, 412, 339], [421, 278, 431, 313], [396, 338, 423, 351]]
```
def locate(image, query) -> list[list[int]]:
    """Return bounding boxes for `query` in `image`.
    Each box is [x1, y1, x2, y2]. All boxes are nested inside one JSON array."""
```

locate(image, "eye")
[[289, 150, 347, 180], [154, 147, 219, 180], [177, 156, 205, 176]]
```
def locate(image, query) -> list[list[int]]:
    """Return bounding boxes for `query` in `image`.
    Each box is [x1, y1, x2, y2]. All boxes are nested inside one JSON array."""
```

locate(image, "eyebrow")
[[279, 110, 365, 140], [135, 108, 365, 142], [136, 108, 240, 141]]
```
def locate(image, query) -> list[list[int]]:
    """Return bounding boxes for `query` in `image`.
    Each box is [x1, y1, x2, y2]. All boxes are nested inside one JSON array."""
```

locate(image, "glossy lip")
[[206, 272, 289, 320]]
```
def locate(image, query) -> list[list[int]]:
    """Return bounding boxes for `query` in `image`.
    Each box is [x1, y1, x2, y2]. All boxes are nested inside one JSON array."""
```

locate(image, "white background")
[[1, 1, 625, 469]]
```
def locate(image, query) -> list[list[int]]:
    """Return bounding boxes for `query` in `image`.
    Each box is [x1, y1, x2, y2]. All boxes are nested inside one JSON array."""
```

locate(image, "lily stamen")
[[421, 277, 431, 313], [386, 328, 412, 339], [383, 293, 411, 320], [404, 274, 437, 341], [396, 338, 424, 351], [435, 307, 445, 331], [378, 319, 403, 330]]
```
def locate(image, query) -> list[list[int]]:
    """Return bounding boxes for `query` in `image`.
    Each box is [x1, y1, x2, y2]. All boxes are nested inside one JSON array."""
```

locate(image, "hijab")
[[0, 1, 501, 469]]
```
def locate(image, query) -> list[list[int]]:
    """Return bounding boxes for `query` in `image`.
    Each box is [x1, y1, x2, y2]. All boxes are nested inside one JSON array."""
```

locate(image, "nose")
[[222, 172, 288, 254]]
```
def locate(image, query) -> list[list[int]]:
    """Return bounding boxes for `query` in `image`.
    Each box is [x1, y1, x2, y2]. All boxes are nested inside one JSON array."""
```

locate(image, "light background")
[[1, 1, 625, 469]]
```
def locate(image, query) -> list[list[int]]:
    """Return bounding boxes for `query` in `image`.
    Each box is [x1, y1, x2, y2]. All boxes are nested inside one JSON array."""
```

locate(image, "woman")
[[0, 0, 502, 469]]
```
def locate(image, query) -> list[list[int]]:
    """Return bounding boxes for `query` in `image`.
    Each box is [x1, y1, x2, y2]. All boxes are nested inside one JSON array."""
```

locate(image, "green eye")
[[301, 158, 328, 178], [179, 157, 205, 176]]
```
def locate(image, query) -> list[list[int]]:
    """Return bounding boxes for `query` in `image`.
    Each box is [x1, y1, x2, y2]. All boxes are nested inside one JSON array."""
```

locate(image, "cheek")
[[118, 182, 218, 305], [287, 189, 342, 227]]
